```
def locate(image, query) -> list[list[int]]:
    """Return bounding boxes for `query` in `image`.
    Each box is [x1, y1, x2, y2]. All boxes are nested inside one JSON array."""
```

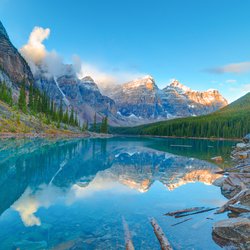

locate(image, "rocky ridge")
[[0, 21, 33, 94], [102, 76, 228, 123]]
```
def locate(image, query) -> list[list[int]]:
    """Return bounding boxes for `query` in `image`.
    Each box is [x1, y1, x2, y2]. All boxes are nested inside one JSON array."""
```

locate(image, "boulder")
[[237, 152, 249, 159], [211, 156, 223, 163], [243, 134, 250, 143], [236, 143, 248, 149], [212, 217, 250, 249]]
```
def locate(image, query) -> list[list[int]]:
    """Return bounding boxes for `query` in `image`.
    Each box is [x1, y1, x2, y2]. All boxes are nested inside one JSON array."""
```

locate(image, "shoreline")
[[0, 132, 242, 141], [114, 134, 242, 142], [0, 132, 113, 139]]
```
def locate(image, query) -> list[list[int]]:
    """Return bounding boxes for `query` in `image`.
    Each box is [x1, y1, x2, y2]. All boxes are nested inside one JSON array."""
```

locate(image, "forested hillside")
[[111, 92, 250, 139]]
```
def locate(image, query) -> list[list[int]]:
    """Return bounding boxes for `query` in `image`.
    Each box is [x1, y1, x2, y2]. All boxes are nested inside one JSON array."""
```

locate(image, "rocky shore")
[[0, 131, 113, 139], [212, 134, 250, 249]]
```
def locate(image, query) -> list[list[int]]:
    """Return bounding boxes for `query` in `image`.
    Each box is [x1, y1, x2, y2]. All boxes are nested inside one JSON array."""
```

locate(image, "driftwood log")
[[150, 218, 173, 250], [215, 188, 250, 214], [122, 217, 135, 250], [165, 207, 217, 218]]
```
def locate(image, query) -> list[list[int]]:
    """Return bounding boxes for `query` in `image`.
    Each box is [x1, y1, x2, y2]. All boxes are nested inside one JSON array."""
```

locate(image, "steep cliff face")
[[106, 75, 163, 119], [56, 74, 117, 123], [0, 21, 33, 90], [103, 77, 228, 122]]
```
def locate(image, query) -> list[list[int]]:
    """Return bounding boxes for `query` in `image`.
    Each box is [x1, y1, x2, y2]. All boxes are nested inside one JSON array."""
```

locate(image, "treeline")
[[91, 113, 109, 133], [0, 81, 13, 106], [112, 93, 250, 139], [0, 80, 80, 128], [27, 82, 80, 127]]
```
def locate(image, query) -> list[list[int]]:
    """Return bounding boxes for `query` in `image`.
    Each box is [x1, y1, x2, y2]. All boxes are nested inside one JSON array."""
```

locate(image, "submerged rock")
[[211, 156, 223, 163], [212, 217, 250, 249], [14, 240, 47, 250]]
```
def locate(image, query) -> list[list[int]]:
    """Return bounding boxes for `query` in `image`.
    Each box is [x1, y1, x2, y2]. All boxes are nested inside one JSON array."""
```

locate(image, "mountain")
[[0, 20, 228, 127], [111, 92, 250, 139], [102, 76, 227, 124], [0, 21, 33, 96], [56, 74, 117, 123]]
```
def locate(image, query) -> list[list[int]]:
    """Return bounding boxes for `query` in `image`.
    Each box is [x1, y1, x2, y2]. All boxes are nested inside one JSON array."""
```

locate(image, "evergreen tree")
[[59, 99, 63, 122], [18, 81, 27, 112], [63, 108, 69, 124], [0, 81, 13, 105], [93, 113, 97, 132], [28, 82, 34, 109], [69, 108, 74, 125]]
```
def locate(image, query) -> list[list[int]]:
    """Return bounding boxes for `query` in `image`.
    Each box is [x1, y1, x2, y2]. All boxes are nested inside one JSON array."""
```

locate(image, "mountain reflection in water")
[[0, 137, 234, 249]]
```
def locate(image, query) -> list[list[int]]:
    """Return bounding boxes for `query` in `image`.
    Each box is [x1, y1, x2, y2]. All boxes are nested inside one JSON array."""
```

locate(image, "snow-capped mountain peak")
[[168, 79, 191, 93]]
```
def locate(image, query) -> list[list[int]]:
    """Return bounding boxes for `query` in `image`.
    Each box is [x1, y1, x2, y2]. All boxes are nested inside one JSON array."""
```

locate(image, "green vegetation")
[[18, 81, 27, 112], [0, 80, 82, 133], [100, 116, 108, 133], [0, 81, 12, 106], [89, 114, 109, 133], [111, 92, 250, 139]]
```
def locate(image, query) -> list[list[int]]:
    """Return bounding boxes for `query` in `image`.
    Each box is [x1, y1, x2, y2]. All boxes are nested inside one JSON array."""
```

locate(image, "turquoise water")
[[0, 137, 236, 249]]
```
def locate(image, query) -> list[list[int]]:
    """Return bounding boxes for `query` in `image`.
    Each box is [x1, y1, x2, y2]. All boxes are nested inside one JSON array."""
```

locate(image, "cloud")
[[21, 27, 145, 84], [206, 62, 250, 74], [20, 27, 50, 64], [20, 26, 64, 77], [73, 55, 145, 88]]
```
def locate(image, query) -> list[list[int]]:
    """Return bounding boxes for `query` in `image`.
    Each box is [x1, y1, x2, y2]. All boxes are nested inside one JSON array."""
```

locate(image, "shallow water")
[[0, 137, 235, 249]]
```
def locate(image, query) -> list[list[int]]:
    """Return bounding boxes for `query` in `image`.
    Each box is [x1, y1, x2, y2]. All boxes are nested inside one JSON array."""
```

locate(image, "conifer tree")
[[59, 99, 63, 122], [69, 108, 74, 125], [18, 81, 27, 112], [28, 82, 34, 109], [93, 113, 97, 132]]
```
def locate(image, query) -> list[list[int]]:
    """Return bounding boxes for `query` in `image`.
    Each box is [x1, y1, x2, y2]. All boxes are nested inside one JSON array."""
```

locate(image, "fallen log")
[[228, 204, 250, 214], [150, 218, 173, 250], [122, 217, 135, 250], [174, 207, 218, 218], [165, 207, 205, 216], [171, 218, 192, 226], [215, 188, 250, 214]]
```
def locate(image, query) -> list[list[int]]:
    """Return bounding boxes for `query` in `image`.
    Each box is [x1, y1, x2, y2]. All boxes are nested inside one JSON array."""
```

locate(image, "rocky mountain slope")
[[103, 76, 227, 123], [0, 21, 33, 96], [112, 92, 250, 139]]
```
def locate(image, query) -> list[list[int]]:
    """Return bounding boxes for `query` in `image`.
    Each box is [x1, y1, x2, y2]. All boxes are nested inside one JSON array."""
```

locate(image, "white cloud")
[[20, 27, 50, 64], [73, 55, 145, 88], [20, 27, 145, 84], [207, 62, 250, 74], [20, 26, 64, 77]]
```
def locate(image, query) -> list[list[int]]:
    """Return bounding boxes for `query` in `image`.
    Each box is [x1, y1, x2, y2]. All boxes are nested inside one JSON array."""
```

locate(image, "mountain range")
[[0, 20, 228, 127]]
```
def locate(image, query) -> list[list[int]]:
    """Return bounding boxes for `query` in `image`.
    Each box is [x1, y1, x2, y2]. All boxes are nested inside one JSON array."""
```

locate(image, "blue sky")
[[1, 0, 250, 102]]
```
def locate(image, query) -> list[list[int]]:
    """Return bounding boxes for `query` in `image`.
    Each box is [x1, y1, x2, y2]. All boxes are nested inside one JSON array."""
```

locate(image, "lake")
[[0, 137, 236, 249]]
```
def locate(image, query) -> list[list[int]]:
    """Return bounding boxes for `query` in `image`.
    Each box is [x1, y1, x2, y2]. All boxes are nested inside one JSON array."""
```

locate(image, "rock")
[[236, 143, 248, 149], [235, 152, 249, 160], [211, 156, 223, 163], [212, 217, 250, 249], [14, 240, 47, 250], [228, 204, 250, 214], [243, 134, 250, 143], [240, 213, 250, 219], [0, 21, 33, 90], [212, 177, 226, 187], [220, 173, 250, 199]]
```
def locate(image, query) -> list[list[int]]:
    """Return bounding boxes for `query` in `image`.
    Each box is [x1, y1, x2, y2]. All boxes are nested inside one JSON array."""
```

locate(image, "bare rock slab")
[[213, 217, 250, 249]]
